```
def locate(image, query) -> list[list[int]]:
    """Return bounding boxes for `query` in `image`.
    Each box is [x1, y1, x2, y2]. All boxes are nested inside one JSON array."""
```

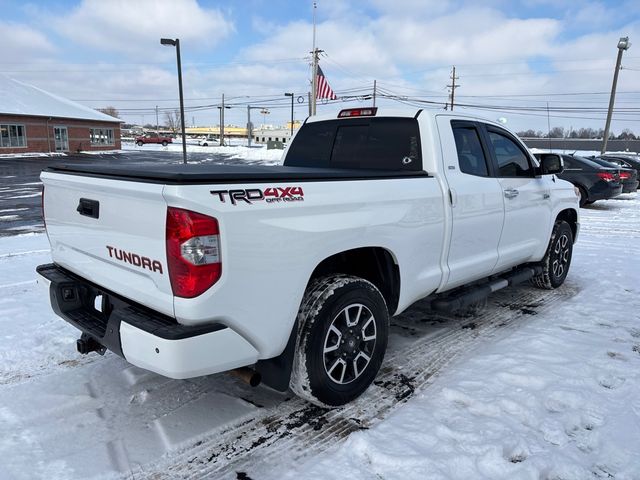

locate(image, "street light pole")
[[284, 93, 294, 136], [602, 36, 631, 154], [160, 37, 187, 164]]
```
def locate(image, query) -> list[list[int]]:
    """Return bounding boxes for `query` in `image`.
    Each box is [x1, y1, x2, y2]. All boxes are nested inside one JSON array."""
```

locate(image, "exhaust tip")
[[230, 367, 262, 387]]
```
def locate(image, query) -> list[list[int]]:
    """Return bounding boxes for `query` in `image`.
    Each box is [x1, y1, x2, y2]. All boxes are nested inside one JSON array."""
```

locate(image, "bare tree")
[[516, 129, 539, 138], [98, 106, 120, 118], [164, 110, 180, 134], [548, 127, 565, 138]]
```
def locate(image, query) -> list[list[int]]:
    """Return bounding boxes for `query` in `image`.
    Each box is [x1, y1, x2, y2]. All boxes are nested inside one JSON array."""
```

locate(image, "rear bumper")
[[588, 183, 622, 201], [622, 179, 639, 193], [36, 263, 259, 379]]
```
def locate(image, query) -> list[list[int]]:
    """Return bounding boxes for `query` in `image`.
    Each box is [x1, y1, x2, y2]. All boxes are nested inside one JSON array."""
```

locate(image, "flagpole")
[[311, 1, 318, 116]]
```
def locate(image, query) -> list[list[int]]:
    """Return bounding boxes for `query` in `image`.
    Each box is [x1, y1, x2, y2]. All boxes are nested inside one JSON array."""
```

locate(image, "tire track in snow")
[[139, 283, 578, 479]]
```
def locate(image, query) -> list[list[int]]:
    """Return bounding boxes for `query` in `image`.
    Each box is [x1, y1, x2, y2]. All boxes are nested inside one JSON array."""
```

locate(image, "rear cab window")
[[284, 117, 422, 171], [451, 123, 490, 177]]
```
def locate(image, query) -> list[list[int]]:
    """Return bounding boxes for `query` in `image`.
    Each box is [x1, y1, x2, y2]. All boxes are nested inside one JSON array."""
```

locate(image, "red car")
[[135, 133, 173, 147]]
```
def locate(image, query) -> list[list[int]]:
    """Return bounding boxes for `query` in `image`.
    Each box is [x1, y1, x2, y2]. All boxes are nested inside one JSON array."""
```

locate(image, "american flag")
[[316, 66, 337, 100]]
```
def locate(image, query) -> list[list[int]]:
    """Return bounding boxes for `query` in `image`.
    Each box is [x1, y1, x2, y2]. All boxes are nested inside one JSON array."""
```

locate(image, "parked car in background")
[[597, 154, 640, 181], [588, 156, 638, 193], [600, 153, 640, 173], [198, 134, 218, 146], [136, 133, 173, 147], [533, 153, 622, 207]]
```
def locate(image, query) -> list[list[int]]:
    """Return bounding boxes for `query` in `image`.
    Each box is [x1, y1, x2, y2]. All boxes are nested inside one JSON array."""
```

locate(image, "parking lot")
[[0, 150, 255, 237]]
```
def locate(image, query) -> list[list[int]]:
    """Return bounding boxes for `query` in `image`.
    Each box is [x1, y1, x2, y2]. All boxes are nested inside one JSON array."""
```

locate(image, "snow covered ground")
[[0, 193, 638, 479]]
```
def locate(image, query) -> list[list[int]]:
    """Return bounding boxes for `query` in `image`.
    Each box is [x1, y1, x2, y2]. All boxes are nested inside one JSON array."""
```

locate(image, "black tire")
[[161, 141, 168, 146], [531, 220, 573, 290], [290, 275, 389, 407], [577, 186, 588, 207], [137, 141, 144, 146], [202, 142, 208, 147]]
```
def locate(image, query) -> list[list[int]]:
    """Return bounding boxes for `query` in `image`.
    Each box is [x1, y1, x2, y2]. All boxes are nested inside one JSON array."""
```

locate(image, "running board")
[[431, 265, 543, 313]]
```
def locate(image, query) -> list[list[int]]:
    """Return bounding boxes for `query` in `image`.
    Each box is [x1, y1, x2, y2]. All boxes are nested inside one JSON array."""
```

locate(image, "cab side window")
[[452, 126, 489, 177], [488, 130, 534, 177]]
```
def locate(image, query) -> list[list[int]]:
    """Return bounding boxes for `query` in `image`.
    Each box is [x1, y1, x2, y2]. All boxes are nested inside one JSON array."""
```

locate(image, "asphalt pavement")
[[0, 150, 234, 237]]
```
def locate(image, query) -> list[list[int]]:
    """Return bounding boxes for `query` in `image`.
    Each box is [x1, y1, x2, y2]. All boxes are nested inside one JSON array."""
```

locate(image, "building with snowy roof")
[[0, 76, 121, 155]]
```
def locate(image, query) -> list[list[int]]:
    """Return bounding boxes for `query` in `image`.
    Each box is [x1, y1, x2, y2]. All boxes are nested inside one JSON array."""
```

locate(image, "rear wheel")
[[290, 275, 389, 407], [531, 220, 573, 290]]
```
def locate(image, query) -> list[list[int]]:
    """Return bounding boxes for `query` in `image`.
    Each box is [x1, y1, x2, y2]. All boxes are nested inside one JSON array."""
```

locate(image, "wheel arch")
[[307, 246, 401, 316], [555, 208, 578, 242], [256, 247, 399, 393]]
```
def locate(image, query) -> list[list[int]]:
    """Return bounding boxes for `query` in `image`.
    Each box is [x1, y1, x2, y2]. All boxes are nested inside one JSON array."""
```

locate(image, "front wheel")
[[137, 141, 144, 146], [290, 275, 389, 407], [161, 141, 168, 146], [531, 220, 573, 289]]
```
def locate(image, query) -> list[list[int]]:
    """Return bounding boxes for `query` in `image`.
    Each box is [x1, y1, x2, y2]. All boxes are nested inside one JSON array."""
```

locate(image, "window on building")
[[90, 128, 115, 146], [0, 124, 26, 148]]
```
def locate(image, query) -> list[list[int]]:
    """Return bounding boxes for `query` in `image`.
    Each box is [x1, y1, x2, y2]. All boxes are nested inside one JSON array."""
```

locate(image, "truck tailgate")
[[41, 171, 174, 317]]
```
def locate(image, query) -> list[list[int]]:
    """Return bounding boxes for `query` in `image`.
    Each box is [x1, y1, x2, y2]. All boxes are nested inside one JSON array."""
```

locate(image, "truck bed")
[[45, 163, 429, 185]]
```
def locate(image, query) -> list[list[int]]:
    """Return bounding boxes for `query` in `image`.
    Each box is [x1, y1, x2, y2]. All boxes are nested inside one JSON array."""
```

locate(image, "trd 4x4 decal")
[[210, 187, 304, 205]]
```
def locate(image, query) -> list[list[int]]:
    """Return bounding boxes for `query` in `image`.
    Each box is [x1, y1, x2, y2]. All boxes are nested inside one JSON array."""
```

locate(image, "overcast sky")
[[1, 0, 639, 133]]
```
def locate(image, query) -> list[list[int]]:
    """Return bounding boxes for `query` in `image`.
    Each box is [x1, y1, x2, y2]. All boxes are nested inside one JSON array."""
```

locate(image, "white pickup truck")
[[38, 108, 579, 407]]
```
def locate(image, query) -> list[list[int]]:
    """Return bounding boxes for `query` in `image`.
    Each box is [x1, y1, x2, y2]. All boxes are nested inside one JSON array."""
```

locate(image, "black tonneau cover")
[[45, 163, 429, 185]]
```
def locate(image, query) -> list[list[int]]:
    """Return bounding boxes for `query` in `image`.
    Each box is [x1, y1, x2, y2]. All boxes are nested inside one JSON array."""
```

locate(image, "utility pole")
[[219, 93, 225, 146], [311, 49, 322, 115], [155, 105, 159, 133], [308, 92, 312, 116], [602, 36, 631, 154], [547, 102, 552, 150], [310, 1, 319, 116], [247, 105, 252, 148], [447, 66, 459, 111], [373, 80, 377, 107]]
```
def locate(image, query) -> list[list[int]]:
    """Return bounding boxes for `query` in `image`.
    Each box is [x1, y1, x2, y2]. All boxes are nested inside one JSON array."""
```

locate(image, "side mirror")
[[539, 154, 564, 175]]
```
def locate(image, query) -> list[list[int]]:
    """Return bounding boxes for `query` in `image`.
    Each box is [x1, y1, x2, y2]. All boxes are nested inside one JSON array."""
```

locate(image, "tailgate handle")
[[77, 198, 100, 219]]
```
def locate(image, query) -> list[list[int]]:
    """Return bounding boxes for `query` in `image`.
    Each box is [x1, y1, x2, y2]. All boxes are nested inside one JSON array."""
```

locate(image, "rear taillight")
[[166, 207, 221, 298], [619, 171, 631, 180], [597, 172, 616, 182]]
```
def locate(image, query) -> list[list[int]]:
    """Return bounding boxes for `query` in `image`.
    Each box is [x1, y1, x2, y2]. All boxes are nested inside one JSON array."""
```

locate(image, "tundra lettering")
[[106, 245, 163, 274]]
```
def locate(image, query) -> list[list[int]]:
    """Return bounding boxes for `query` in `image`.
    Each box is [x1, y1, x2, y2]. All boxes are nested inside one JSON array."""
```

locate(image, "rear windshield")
[[284, 117, 422, 171]]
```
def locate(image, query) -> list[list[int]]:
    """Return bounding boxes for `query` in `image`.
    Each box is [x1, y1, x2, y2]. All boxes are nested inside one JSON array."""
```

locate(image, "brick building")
[[0, 76, 121, 155]]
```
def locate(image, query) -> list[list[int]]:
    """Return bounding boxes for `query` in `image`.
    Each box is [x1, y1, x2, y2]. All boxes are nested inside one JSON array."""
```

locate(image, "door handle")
[[503, 188, 519, 199]]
